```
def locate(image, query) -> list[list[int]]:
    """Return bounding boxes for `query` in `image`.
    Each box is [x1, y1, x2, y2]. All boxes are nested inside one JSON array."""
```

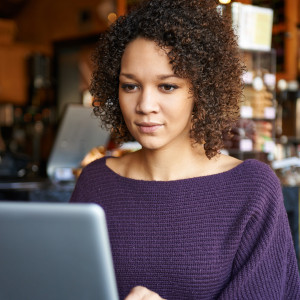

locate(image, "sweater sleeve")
[[69, 164, 95, 204], [218, 173, 300, 299]]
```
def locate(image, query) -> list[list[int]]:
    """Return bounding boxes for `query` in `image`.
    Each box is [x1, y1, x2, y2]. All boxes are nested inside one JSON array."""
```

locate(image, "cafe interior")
[[0, 0, 300, 265]]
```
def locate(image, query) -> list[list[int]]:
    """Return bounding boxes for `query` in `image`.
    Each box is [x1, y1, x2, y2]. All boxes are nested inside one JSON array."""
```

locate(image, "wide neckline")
[[102, 156, 254, 184]]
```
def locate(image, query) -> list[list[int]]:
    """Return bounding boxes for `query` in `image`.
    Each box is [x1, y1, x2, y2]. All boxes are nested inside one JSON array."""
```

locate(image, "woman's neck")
[[107, 143, 241, 181], [122, 143, 212, 181]]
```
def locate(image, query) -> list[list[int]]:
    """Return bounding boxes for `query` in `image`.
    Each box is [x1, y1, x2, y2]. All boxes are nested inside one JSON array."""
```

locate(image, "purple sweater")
[[70, 157, 300, 299]]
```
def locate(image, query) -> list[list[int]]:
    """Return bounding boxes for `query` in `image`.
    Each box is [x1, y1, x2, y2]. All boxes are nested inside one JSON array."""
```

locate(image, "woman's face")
[[119, 37, 194, 151]]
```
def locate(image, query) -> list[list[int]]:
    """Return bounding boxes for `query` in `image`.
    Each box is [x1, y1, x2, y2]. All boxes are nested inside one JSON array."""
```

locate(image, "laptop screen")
[[0, 202, 119, 300]]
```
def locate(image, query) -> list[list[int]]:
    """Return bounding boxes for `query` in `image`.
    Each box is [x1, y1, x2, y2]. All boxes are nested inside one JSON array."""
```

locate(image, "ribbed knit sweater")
[[70, 157, 300, 299]]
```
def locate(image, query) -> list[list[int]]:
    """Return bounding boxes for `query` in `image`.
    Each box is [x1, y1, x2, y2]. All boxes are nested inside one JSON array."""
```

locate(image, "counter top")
[[0, 178, 74, 192]]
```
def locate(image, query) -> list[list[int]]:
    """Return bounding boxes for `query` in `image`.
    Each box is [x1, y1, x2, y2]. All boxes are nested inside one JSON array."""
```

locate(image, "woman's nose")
[[136, 88, 159, 114]]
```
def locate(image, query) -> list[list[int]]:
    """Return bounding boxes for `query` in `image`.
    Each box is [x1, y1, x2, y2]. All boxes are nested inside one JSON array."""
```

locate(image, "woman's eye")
[[121, 84, 138, 92], [159, 84, 178, 92]]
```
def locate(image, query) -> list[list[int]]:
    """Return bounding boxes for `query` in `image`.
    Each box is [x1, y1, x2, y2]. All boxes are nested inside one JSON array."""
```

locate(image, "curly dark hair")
[[90, 0, 244, 159]]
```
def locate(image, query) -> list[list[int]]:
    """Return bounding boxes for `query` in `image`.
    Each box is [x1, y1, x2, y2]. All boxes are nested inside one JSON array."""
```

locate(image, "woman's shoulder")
[[78, 156, 108, 179], [233, 158, 280, 188], [105, 152, 139, 179], [79, 155, 132, 181], [70, 157, 108, 203], [238, 159, 283, 208], [215, 157, 282, 203], [239, 159, 278, 181], [214, 155, 274, 181], [84, 156, 107, 169]]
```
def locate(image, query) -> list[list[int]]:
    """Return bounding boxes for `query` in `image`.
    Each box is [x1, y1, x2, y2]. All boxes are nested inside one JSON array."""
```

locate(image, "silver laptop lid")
[[0, 202, 119, 300], [47, 104, 110, 182]]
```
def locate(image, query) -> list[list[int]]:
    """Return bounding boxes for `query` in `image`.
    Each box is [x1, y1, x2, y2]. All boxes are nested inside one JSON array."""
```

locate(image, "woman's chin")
[[137, 140, 165, 151]]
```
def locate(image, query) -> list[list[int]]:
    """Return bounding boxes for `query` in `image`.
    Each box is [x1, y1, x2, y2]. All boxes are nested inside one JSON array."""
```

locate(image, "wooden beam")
[[284, 0, 298, 80], [117, 0, 127, 16]]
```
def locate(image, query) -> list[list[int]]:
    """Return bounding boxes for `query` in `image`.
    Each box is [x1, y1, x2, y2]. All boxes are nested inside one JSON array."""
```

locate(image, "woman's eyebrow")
[[158, 74, 180, 80], [119, 73, 180, 80], [119, 73, 135, 79]]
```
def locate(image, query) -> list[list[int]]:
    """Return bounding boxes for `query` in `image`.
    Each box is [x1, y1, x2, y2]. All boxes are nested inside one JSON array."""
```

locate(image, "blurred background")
[[0, 0, 300, 267], [0, 0, 299, 185]]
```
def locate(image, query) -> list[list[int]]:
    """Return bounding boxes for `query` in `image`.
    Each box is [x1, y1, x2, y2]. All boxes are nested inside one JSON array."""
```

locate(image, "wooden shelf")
[[272, 23, 287, 34], [0, 43, 51, 105]]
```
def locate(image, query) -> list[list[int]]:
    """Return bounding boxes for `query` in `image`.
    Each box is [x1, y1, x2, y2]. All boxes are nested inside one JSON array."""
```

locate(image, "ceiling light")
[[219, 0, 231, 4]]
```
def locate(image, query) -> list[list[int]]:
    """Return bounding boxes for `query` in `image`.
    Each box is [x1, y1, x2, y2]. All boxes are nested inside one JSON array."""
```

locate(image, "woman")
[[70, 0, 300, 299]]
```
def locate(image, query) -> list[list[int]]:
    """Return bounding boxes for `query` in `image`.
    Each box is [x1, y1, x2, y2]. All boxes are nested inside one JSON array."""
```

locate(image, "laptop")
[[0, 202, 119, 300], [47, 104, 110, 183]]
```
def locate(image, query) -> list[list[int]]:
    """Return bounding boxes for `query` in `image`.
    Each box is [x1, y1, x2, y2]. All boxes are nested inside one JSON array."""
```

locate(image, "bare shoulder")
[[186, 153, 243, 178], [215, 154, 243, 173], [106, 152, 139, 177]]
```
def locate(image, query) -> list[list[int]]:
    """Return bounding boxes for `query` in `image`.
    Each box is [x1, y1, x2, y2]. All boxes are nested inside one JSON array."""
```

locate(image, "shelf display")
[[252, 0, 285, 25], [231, 2, 273, 52], [224, 50, 277, 160]]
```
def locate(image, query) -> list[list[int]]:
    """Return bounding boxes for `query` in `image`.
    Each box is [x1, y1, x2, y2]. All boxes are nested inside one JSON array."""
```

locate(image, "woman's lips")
[[136, 122, 163, 133]]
